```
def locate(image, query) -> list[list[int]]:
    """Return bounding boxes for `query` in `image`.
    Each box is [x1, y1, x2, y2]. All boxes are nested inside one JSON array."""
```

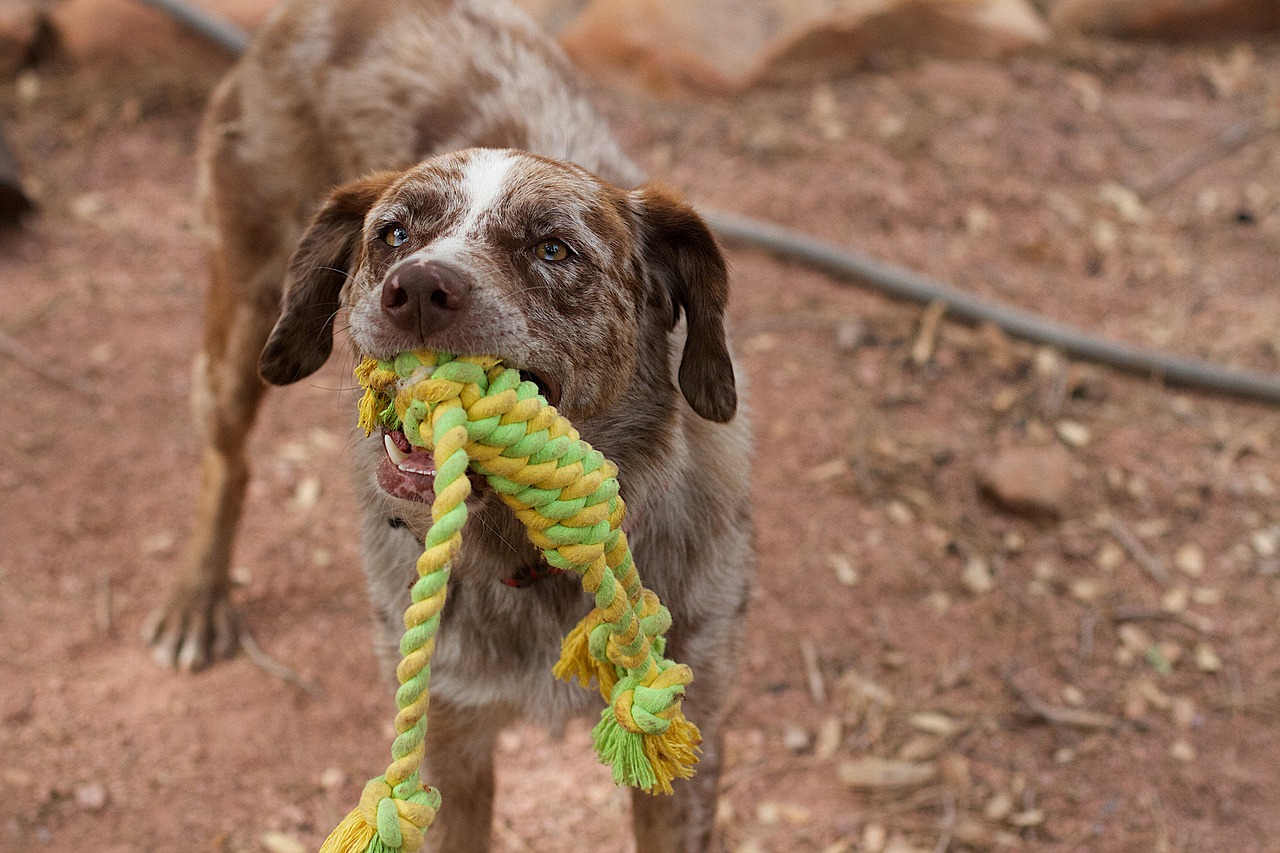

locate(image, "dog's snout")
[[380, 260, 471, 335]]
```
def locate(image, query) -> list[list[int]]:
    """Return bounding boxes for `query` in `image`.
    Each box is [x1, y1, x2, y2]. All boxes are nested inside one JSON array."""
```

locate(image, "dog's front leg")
[[630, 719, 726, 853], [630, 599, 747, 853], [420, 700, 506, 853]]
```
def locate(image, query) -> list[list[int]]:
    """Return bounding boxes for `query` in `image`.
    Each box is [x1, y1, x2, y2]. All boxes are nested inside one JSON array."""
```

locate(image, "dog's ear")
[[259, 171, 399, 385], [631, 184, 737, 423]]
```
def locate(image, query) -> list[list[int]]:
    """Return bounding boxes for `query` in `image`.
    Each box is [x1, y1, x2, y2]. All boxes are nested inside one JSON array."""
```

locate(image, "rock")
[[559, 0, 1049, 95], [978, 444, 1074, 518], [1052, 0, 1280, 40]]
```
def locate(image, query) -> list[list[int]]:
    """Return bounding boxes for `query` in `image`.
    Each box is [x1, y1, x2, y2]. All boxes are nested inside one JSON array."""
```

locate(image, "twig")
[[933, 789, 956, 853], [1112, 605, 1217, 636], [1078, 608, 1098, 660], [1105, 517, 1169, 585], [239, 624, 327, 701], [0, 329, 99, 399], [95, 572, 113, 636], [1142, 120, 1280, 201], [911, 300, 946, 367], [799, 637, 827, 705], [1000, 670, 1120, 732]]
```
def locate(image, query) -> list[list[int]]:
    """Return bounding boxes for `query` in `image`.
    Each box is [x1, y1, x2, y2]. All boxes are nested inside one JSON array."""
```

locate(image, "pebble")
[[1252, 529, 1279, 558], [261, 832, 308, 853], [1161, 586, 1189, 613], [1174, 543, 1205, 577], [910, 712, 960, 738], [1056, 419, 1092, 447], [73, 782, 108, 812], [1192, 587, 1222, 606], [834, 320, 867, 353], [782, 725, 811, 754], [978, 445, 1074, 518], [1117, 624, 1152, 652], [886, 500, 914, 526], [862, 823, 888, 853], [319, 767, 346, 791], [1194, 642, 1222, 673], [1070, 577, 1104, 603], [1095, 541, 1125, 572], [1170, 740, 1196, 763], [827, 553, 860, 587], [985, 791, 1014, 822], [813, 717, 843, 760], [962, 558, 994, 595]]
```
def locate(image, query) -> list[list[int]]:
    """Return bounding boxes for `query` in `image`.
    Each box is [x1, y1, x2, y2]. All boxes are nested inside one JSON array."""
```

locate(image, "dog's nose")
[[380, 259, 471, 336]]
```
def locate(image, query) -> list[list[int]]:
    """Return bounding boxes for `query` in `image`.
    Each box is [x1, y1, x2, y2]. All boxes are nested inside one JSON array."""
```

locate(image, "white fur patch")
[[456, 148, 516, 236]]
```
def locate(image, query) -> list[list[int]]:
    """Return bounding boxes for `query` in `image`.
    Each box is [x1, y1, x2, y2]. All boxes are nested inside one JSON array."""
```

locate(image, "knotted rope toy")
[[320, 349, 700, 853]]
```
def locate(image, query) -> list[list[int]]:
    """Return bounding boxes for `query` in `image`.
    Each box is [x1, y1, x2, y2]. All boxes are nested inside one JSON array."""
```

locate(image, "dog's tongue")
[[377, 430, 437, 503]]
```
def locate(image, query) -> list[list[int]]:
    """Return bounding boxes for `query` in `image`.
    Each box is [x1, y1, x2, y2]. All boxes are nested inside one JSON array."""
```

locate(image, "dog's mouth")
[[372, 367, 561, 505], [376, 428, 437, 503]]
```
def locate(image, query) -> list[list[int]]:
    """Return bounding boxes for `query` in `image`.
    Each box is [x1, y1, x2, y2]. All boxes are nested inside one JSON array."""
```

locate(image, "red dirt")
[[4, 30, 1280, 853]]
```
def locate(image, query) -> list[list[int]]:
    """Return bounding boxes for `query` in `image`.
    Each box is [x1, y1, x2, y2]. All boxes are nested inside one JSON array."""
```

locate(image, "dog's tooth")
[[384, 433, 410, 466]]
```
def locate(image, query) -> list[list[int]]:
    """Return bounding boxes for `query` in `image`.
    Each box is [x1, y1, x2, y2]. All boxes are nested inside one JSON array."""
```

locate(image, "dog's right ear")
[[259, 171, 399, 385]]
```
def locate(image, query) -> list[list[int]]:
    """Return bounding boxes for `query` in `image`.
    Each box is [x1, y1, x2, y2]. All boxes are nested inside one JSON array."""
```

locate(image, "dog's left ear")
[[260, 171, 399, 385], [630, 184, 737, 423]]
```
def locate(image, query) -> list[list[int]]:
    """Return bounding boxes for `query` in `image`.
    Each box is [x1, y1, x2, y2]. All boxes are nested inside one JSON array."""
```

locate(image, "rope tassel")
[[324, 350, 700, 852]]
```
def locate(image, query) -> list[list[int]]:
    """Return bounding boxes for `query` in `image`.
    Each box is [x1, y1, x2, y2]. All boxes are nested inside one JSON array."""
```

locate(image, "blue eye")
[[534, 239, 572, 262], [383, 224, 409, 247]]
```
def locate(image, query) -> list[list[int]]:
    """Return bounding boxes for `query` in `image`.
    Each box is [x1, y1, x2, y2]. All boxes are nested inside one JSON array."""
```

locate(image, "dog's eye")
[[382, 224, 409, 248], [533, 239, 572, 262]]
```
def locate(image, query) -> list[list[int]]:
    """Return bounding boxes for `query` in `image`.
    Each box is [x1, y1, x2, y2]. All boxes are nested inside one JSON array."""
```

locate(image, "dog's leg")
[[145, 245, 281, 670], [631, 722, 727, 853], [421, 700, 507, 853], [631, 612, 745, 853]]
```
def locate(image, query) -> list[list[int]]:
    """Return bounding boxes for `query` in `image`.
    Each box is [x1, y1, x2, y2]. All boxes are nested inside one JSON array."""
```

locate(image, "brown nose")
[[380, 259, 471, 338]]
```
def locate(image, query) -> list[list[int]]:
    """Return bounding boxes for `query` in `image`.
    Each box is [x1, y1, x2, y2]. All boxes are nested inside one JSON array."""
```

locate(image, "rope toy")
[[320, 349, 700, 853]]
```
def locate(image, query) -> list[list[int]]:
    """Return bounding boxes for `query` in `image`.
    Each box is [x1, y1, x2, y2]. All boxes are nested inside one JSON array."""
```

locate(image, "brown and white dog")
[[144, 1, 754, 850]]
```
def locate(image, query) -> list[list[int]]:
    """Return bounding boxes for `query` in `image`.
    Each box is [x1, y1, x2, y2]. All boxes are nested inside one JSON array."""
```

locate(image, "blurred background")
[[2, 1, 1279, 851]]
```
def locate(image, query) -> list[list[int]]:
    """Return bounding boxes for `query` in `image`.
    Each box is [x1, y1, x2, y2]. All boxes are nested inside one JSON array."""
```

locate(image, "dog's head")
[[260, 148, 736, 500]]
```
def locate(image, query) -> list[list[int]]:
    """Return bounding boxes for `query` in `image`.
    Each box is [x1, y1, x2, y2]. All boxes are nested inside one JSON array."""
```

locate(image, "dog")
[[144, 1, 754, 850]]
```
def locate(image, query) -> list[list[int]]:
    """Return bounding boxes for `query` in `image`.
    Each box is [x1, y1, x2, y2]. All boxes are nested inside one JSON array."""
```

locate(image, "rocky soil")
[[3, 18, 1280, 853]]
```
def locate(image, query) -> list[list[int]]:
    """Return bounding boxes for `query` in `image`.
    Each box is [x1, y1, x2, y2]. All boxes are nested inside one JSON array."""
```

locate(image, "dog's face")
[[259, 148, 736, 504]]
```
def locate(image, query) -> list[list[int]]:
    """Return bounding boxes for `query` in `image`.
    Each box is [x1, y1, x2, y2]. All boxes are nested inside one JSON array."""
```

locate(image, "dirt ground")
[[3, 24, 1280, 853]]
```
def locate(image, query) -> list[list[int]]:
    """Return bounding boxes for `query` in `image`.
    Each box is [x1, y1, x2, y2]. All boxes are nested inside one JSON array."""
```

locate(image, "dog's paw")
[[143, 583, 240, 671]]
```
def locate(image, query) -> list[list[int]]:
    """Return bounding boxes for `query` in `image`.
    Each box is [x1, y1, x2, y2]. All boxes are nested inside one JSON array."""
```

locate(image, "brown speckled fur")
[[146, 3, 754, 850]]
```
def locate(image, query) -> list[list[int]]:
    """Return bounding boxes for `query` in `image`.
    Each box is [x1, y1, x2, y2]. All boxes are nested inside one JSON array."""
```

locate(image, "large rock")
[[559, 0, 1050, 94], [1052, 0, 1280, 39]]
